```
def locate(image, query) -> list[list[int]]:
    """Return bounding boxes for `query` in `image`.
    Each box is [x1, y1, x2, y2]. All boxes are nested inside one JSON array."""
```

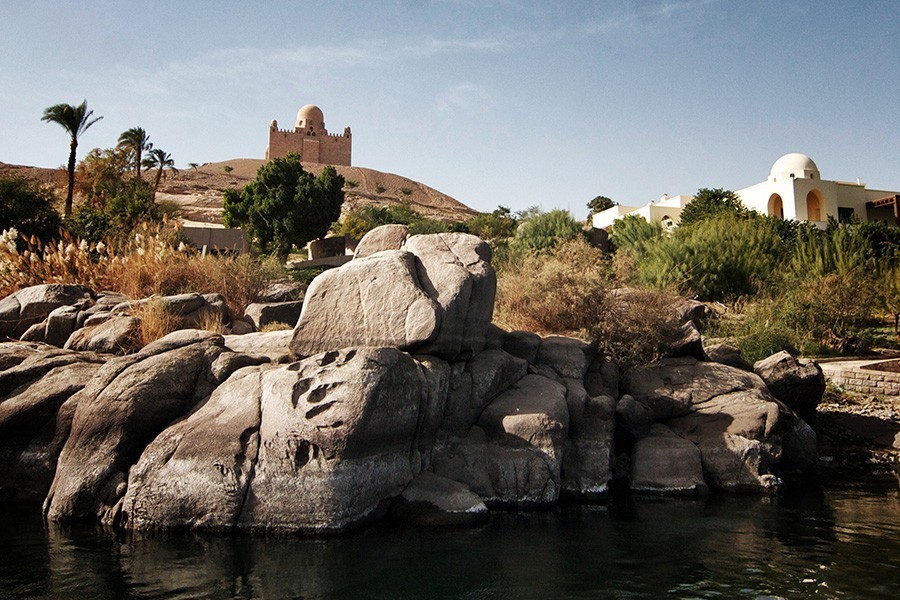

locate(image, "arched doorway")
[[806, 189, 824, 222], [768, 194, 784, 219]]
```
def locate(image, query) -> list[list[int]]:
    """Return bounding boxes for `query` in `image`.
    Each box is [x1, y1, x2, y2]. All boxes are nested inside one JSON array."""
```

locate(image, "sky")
[[1, 0, 898, 214]]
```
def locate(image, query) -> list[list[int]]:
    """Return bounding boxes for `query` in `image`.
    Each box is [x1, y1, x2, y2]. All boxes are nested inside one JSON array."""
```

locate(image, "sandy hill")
[[0, 159, 478, 225]]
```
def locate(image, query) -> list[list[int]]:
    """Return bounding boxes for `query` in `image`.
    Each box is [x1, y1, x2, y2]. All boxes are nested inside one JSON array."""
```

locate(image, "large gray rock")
[[224, 330, 294, 362], [478, 374, 570, 470], [403, 232, 496, 360], [536, 336, 590, 380], [0, 284, 93, 340], [121, 366, 265, 531], [432, 432, 558, 507], [413, 355, 451, 470], [290, 250, 440, 357], [64, 316, 142, 355], [0, 352, 103, 500], [623, 357, 817, 492], [238, 347, 423, 533], [502, 330, 541, 364], [561, 394, 615, 499], [43, 332, 225, 524], [391, 472, 487, 526], [753, 351, 825, 420], [354, 224, 409, 258], [705, 343, 753, 371], [439, 349, 528, 439], [243, 301, 304, 330], [630, 424, 708, 496]]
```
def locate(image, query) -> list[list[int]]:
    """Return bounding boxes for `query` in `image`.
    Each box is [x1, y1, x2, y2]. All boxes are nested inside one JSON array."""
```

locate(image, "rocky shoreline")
[[1, 226, 883, 534]]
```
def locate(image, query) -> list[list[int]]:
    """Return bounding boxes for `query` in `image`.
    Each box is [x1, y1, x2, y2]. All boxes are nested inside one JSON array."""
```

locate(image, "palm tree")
[[142, 148, 179, 194], [41, 100, 102, 218], [117, 127, 152, 179]]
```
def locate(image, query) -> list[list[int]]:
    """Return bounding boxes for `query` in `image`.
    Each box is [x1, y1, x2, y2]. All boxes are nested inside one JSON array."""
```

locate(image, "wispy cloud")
[[435, 83, 492, 113], [583, 0, 718, 35]]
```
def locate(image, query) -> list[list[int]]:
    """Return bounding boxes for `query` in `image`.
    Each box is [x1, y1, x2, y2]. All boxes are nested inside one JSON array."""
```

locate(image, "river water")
[[1, 476, 898, 599]]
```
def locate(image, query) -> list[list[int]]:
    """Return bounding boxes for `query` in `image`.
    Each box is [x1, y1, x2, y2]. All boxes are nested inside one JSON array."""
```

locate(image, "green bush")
[[66, 205, 113, 243], [609, 213, 663, 253], [106, 179, 162, 233], [635, 213, 784, 301], [0, 175, 62, 242], [513, 208, 581, 252], [337, 203, 452, 239], [466, 206, 517, 240]]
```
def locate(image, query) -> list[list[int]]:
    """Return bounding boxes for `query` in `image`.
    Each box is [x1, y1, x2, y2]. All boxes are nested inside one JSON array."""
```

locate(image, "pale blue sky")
[[1, 0, 897, 214]]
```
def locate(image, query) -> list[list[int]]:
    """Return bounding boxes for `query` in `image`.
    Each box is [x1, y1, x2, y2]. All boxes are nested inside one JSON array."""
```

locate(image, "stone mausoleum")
[[266, 104, 351, 165], [593, 153, 900, 230]]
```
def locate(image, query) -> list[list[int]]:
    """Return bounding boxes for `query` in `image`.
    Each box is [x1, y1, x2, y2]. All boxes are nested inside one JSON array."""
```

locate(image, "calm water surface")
[[1, 477, 898, 599]]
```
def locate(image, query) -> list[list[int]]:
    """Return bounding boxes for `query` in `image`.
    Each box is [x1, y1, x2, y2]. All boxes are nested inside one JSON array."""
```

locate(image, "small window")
[[838, 207, 855, 224]]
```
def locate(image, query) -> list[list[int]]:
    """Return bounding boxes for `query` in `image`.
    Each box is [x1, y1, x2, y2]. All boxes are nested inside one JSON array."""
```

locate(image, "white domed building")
[[592, 153, 899, 229], [266, 104, 352, 165]]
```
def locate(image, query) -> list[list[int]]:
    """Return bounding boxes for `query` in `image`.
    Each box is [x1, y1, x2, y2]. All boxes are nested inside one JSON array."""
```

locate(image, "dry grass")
[[593, 289, 683, 370], [493, 238, 610, 337], [132, 299, 181, 347], [0, 223, 281, 316], [261, 321, 292, 332]]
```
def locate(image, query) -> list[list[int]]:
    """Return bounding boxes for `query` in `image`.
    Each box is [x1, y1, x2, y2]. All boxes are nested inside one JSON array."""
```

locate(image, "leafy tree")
[[142, 148, 179, 194], [75, 146, 131, 207], [117, 127, 152, 179], [66, 204, 113, 242], [466, 206, 517, 240], [224, 154, 345, 261], [513, 208, 581, 252], [41, 100, 103, 218], [678, 188, 745, 227], [587, 195, 615, 215], [106, 179, 161, 232], [0, 175, 62, 241]]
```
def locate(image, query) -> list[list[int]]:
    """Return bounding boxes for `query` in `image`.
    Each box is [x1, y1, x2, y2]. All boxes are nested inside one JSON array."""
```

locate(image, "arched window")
[[768, 194, 784, 219], [806, 189, 824, 222]]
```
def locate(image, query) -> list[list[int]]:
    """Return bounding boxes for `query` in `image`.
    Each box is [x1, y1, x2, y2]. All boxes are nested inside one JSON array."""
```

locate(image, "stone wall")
[[822, 361, 900, 396], [266, 127, 351, 165]]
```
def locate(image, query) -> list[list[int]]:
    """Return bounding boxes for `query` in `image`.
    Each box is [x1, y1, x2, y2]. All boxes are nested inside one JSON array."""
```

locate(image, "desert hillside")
[[0, 159, 478, 225]]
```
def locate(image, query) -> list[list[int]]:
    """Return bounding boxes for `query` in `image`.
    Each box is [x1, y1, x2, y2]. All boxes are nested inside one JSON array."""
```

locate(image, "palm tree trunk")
[[154, 167, 163, 196], [65, 137, 77, 218], [136, 149, 142, 180]]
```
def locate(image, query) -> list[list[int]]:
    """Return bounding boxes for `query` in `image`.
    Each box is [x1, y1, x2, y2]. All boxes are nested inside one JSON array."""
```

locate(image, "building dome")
[[295, 104, 325, 130], [770, 153, 820, 180]]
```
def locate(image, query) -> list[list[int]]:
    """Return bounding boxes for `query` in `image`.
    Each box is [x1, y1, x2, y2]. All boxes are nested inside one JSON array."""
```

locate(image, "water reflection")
[[1, 479, 898, 599]]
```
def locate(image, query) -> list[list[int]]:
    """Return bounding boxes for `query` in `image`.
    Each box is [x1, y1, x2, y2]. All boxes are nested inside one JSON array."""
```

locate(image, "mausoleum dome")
[[296, 104, 325, 130], [770, 153, 820, 180]]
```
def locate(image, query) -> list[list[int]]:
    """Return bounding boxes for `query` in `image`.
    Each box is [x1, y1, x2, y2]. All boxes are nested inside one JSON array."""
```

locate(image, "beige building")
[[266, 104, 352, 165], [593, 153, 900, 230]]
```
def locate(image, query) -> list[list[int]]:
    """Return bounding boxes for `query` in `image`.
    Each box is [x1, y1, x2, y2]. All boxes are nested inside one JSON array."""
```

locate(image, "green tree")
[[117, 127, 152, 179], [41, 100, 103, 218], [587, 195, 615, 215], [224, 154, 345, 261], [105, 179, 161, 232], [0, 175, 62, 241], [75, 146, 131, 207], [142, 148, 179, 194], [678, 188, 745, 227]]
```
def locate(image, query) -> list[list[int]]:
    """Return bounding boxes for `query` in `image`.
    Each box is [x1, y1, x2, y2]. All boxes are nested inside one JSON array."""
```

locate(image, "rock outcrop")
[[623, 357, 817, 492], [0, 231, 824, 535]]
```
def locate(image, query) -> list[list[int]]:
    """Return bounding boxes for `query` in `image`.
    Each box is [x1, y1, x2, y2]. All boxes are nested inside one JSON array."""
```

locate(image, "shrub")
[[678, 187, 745, 227], [466, 206, 517, 240], [375, 185, 386, 194], [592, 288, 683, 370], [66, 205, 113, 243], [635, 213, 784, 301], [513, 208, 581, 252], [609, 213, 663, 254], [400, 187, 413, 195], [337, 203, 451, 239], [223, 165, 234, 173], [0, 175, 62, 243], [494, 238, 609, 336]]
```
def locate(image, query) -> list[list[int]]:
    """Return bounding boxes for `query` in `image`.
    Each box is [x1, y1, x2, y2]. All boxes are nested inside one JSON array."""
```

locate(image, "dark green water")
[[1, 478, 898, 599]]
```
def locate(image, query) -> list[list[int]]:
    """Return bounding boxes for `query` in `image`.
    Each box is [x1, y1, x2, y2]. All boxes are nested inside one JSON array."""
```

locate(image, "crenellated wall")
[[265, 113, 352, 165]]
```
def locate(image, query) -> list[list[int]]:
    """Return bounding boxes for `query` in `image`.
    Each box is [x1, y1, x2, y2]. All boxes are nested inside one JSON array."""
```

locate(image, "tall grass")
[[0, 223, 284, 315]]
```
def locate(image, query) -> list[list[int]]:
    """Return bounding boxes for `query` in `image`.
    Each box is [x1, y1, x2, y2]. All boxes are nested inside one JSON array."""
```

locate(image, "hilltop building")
[[266, 104, 351, 165], [592, 153, 900, 230]]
